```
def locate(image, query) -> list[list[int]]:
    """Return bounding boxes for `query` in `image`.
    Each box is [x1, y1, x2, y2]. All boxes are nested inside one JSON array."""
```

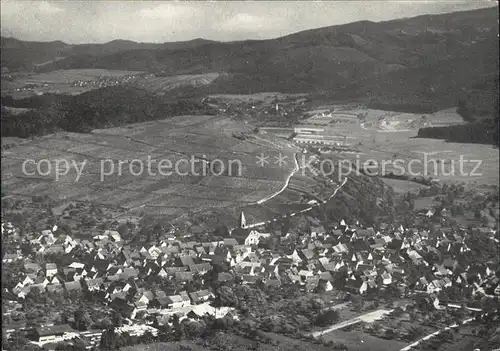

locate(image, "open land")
[[320, 330, 406, 351], [131, 73, 221, 94], [1, 114, 308, 228], [275, 105, 499, 188]]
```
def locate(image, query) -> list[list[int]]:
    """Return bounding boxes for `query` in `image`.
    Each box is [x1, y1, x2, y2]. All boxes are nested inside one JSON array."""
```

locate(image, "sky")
[[1, 0, 497, 43]]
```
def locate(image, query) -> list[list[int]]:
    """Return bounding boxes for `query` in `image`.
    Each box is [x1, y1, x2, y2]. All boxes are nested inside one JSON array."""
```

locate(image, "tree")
[[171, 314, 185, 340], [74, 309, 92, 331], [111, 310, 123, 327], [315, 310, 340, 327], [99, 328, 118, 350], [213, 226, 229, 238], [55, 340, 85, 351], [350, 294, 364, 311], [117, 223, 129, 239], [138, 331, 156, 344]]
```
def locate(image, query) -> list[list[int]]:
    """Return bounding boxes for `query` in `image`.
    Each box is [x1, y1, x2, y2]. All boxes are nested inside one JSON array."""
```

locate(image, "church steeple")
[[239, 211, 247, 229]]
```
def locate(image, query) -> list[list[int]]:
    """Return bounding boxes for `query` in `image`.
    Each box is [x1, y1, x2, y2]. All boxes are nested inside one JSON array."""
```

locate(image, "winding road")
[[256, 152, 300, 205], [399, 309, 498, 351], [243, 176, 349, 230]]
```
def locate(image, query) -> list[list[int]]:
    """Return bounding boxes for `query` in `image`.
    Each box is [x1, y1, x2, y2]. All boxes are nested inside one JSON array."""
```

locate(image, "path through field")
[[242, 177, 348, 230], [310, 309, 393, 338], [256, 153, 300, 205], [399, 309, 497, 351]]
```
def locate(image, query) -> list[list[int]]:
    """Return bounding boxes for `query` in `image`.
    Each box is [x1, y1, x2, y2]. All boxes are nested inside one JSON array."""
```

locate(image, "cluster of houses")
[[2, 211, 499, 349], [70, 75, 139, 89]]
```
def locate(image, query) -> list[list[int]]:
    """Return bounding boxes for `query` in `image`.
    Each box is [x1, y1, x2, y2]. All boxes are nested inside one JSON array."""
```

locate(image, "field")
[[209, 92, 308, 103], [380, 178, 429, 194], [131, 73, 220, 93], [1, 114, 304, 229], [320, 330, 406, 351], [298, 105, 499, 188]]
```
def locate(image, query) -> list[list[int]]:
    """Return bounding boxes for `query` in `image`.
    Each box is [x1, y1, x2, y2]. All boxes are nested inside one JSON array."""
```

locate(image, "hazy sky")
[[1, 1, 496, 43]]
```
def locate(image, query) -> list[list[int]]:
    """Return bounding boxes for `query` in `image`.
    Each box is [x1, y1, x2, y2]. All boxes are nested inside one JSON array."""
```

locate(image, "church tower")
[[239, 211, 247, 229]]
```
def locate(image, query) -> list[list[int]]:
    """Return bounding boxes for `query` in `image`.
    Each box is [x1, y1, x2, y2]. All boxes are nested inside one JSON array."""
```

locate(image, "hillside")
[[0, 36, 217, 71], [2, 7, 497, 114]]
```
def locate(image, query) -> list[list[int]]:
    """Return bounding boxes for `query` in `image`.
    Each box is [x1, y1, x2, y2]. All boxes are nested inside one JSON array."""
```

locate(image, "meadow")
[[131, 73, 220, 93]]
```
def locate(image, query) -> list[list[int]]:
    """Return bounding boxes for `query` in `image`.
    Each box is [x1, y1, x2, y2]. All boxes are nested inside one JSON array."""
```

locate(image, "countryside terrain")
[[1, 5, 499, 351], [1, 6, 499, 230]]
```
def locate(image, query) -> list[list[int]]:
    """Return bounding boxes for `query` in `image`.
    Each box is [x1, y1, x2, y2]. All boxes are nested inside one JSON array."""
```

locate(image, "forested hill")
[[417, 76, 499, 146], [0, 87, 217, 138], [2, 7, 498, 111]]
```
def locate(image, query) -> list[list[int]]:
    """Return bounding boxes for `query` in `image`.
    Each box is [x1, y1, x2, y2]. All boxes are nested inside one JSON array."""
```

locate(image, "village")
[[2, 194, 499, 351]]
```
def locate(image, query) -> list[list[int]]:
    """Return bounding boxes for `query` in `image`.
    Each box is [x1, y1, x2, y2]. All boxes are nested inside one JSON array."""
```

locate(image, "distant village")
[[2, 202, 499, 350], [8, 74, 150, 94]]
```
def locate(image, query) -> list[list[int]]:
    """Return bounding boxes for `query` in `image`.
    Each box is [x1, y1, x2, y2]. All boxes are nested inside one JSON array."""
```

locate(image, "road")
[[243, 176, 348, 230], [256, 152, 300, 205], [399, 309, 498, 351], [310, 309, 393, 338]]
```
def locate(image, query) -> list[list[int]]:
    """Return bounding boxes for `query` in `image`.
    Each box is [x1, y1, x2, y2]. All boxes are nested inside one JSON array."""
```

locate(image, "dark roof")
[[217, 272, 234, 283], [175, 271, 194, 282], [230, 228, 251, 239], [189, 263, 211, 273], [223, 238, 239, 247], [352, 239, 370, 252], [345, 278, 364, 289], [177, 255, 195, 267]]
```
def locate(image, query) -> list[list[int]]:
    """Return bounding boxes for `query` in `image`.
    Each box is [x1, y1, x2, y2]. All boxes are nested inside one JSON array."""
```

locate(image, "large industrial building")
[[293, 126, 346, 145]]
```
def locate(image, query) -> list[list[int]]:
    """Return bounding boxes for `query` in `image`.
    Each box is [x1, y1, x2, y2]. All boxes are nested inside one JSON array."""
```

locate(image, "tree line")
[[1, 86, 217, 138]]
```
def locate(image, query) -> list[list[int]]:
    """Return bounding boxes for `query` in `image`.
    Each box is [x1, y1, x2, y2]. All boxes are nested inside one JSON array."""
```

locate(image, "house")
[[13, 286, 31, 299], [217, 272, 234, 283], [189, 262, 211, 274], [316, 278, 334, 292], [244, 230, 271, 246], [175, 271, 194, 282], [24, 262, 42, 274], [157, 268, 168, 278], [18, 274, 35, 287], [310, 226, 325, 236], [2, 253, 19, 263], [165, 295, 191, 309], [45, 263, 58, 278], [344, 278, 368, 295], [64, 281, 82, 293], [105, 230, 122, 242], [175, 255, 195, 267], [381, 272, 392, 285], [223, 238, 239, 248], [35, 324, 75, 343], [85, 278, 104, 292]]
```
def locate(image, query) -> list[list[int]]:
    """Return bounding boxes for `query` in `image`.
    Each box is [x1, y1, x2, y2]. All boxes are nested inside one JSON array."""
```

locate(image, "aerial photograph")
[[1, 1, 499, 350]]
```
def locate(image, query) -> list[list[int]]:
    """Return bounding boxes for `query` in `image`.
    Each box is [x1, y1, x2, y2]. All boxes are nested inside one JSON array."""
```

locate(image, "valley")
[[1, 4, 499, 351]]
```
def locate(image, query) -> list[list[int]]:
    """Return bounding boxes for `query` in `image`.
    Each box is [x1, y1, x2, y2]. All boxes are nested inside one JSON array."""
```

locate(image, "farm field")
[[131, 73, 220, 93], [320, 330, 406, 351], [1, 115, 302, 228], [209, 92, 307, 103], [380, 178, 429, 194]]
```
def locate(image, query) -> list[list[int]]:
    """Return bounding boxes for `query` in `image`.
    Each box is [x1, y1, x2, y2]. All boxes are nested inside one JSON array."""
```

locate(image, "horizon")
[[1, 1, 497, 45]]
